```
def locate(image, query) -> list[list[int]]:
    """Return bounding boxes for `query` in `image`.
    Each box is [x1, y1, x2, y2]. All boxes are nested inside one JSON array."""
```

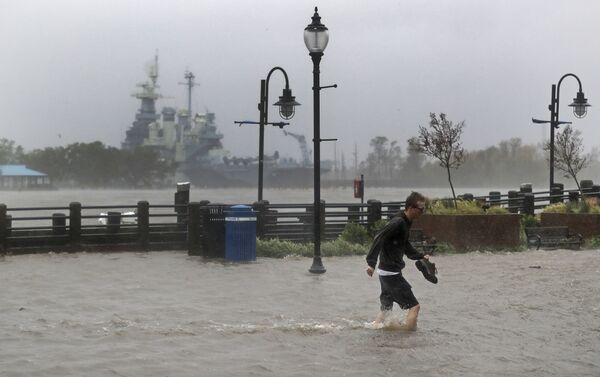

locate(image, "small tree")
[[409, 113, 466, 207], [543, 125, 590, 192]]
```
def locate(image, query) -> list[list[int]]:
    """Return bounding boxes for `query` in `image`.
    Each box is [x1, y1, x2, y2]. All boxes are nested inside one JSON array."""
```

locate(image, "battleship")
[[122, 56, 315, 188]]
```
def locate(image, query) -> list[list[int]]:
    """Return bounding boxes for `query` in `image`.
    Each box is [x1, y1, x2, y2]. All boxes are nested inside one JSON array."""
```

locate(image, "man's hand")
[[366, 266, 375, 277]]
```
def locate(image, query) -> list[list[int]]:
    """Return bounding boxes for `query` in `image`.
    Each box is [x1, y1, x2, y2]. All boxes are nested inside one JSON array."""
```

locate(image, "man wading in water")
[[366, 191, 437, 330]]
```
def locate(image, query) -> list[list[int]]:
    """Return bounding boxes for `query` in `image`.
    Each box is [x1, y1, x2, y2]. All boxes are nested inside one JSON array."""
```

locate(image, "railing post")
[[367, 199, 382, 229], [462, 193, 474, 201], [137, 201, 149, 250], [0, 204, 6, 252], [593, 184, 600, 200], [568, 190, 580, 203], [488, 191, 501, 206], [175, 182, 190, 225], [550, 184, 564, 204], [507, 191, 519, 214], [386, 202, 402, 219], [521, 193, 535, 216], [519, 183, 533, 194], [187, 202, 202, 256], [199, 201, 211, 256], [252, 200, 269, 239], [347, 204, 359, 223], [580, 179, 593, 196], [69, 202, 82, 249], [52, 213, 67, 235], [107, 212, 121, 234]]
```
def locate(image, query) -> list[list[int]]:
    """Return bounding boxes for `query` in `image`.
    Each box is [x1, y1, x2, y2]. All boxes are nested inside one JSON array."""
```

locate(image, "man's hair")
[[405, 191, 426, 210]]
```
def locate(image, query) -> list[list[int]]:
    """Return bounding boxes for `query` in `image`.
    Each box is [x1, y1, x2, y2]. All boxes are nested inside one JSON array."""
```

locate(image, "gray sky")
[[1, 0, 600, 164]]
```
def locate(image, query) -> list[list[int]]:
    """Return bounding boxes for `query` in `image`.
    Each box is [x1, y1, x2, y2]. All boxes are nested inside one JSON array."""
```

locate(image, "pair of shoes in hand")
[[416, 258, 438, 284]]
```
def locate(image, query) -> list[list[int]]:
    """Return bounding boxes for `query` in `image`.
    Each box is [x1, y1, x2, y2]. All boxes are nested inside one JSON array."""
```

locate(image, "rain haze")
[[1, 0, 600, 163]]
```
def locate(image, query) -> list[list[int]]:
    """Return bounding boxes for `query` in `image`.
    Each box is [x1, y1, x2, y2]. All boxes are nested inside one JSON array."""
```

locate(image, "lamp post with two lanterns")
[[304, 7, 337, 274]]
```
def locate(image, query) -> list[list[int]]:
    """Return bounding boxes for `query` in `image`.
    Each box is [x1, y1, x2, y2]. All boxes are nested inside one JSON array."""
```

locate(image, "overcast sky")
[[1, 0, 599, 164]]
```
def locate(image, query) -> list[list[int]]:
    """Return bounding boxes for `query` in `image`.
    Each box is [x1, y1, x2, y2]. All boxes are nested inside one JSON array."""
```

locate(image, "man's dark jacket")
[[366, 212, 425, 272]]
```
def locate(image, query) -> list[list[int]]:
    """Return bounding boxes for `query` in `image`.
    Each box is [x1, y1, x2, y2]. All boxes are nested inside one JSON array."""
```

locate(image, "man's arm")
[[403, 222, 426, 260], [366, 218, 400, 268], [404, 239, 426, 260]]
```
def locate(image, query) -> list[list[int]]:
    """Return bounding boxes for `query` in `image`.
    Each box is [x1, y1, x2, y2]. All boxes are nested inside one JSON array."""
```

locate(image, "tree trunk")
[[447, 166, 457, 208], [573, 175, 581, 194]]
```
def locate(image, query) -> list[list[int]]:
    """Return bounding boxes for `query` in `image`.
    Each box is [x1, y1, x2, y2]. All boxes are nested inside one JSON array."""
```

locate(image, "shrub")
[[256, 238, 311, 258], [321, 238, 368, 256], [542, 203, 568, 213], [369, 219, 389, 237], [434, 242, 456, 254], [339, 222, 371, 245], [521, 214, 540, 228], [426, 198, 506, 215], [256, 237, 368, 258], [584, 237, 600, 249], [542, 199, 600, 214], [486, 206, 509, 215]]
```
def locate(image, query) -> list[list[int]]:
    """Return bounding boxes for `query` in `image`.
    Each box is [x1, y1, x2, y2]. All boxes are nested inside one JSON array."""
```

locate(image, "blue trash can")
[[225, 205, 257, 261]]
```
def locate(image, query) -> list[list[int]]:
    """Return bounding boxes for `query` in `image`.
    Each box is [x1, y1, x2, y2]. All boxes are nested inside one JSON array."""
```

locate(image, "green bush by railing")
[[256, 237, 368, 258], [542, 199, 600, 214], [426, 199, 509, 215]]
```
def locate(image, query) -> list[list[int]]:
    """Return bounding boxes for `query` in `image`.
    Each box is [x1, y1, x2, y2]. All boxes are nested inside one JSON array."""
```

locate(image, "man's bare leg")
[[404, 304, 420, 330], [374, 310, 391, 325]]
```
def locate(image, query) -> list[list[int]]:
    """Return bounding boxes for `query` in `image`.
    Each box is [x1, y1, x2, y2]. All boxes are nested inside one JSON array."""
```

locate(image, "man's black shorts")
[[379, 273, 419, 310]]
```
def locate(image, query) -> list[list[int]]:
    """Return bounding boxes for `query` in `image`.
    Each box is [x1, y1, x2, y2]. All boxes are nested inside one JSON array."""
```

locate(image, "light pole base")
[[309, 257, 326, 274]]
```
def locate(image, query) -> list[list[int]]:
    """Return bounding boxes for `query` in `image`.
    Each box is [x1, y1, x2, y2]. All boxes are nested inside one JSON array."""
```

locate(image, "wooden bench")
[[409, 228, 437, 254], [524, 226, 583, 250]]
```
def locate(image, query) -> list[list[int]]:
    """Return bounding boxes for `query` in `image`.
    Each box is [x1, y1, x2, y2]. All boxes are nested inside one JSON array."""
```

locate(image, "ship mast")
[[179, 70, 199, 128], [123, 51, 162, 150]]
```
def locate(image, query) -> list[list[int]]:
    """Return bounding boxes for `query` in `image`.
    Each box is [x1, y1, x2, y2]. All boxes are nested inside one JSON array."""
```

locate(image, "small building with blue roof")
[[0, 165, 51, 189]]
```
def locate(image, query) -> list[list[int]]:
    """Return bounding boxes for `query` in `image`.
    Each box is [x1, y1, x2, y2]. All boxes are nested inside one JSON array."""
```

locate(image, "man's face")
[[408, 200, 426, 219]]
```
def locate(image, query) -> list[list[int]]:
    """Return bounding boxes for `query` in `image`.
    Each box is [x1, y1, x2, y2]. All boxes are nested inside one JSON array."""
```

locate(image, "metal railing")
[[1, 186, 599, 253]]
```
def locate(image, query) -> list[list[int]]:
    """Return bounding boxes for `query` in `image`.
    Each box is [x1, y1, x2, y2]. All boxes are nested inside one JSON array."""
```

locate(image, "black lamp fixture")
[[273, 88, 300, 120], [569, 91, 590, 118]]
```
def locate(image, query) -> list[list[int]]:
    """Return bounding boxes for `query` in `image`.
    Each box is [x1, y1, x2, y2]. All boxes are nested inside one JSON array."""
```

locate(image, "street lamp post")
[[256, 68, 300, 202], [532, 73, 591, 192], [305, 7, 330, 274]]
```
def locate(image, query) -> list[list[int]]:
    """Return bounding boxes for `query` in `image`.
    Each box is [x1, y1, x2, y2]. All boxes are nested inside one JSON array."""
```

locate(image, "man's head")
[[404, 191, 426, 220]]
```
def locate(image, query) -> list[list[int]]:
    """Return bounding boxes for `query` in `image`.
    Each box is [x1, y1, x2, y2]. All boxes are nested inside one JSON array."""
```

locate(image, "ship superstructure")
[[122, 55, 316, 187], [122, 55, 225, 179]]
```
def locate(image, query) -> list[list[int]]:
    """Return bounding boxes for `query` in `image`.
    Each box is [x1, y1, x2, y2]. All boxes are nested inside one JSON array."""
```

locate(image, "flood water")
[[1, 250, 599, 376], [1, 188, 599, 376]]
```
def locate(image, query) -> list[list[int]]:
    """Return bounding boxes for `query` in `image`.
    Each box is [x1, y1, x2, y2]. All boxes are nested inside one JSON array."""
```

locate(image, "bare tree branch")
[[408, 113, 466, 206]]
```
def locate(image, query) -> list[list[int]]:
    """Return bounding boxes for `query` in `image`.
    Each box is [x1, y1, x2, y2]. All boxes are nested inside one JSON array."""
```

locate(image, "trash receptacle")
[[225, 205, 257, 261]]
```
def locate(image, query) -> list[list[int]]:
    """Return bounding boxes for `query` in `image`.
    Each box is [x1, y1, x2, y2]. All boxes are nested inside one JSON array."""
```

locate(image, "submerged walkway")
[[1, 249, 599, 376]]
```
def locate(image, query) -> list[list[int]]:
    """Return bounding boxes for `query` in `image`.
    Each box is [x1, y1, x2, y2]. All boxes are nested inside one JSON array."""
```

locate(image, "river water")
[[0, 187, 509, 208], [1, 188, 599, 376]]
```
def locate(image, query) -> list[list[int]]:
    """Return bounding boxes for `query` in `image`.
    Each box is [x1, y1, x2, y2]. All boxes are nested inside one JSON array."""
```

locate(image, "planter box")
[[540, 213, 600, 239], [413, 214, 521, 250]]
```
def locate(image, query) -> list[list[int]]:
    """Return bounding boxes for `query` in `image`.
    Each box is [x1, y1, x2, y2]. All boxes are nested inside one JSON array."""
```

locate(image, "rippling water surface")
[[1, 249, 599, 376]]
